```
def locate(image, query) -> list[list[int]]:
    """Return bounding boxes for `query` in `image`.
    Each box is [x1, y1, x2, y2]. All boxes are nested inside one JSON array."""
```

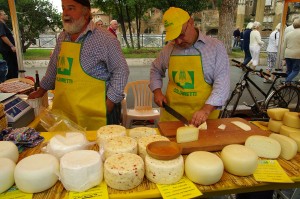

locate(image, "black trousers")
[[107, 102, 121, 125], [1, 51, 18, 79]]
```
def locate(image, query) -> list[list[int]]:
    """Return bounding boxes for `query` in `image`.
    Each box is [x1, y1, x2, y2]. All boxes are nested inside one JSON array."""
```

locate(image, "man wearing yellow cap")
[[150, 7, 230, 127], [28, 0, 129, 130]]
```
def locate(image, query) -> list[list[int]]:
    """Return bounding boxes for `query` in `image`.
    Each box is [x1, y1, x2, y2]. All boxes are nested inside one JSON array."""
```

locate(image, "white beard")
[[63, 15, 86, 34]]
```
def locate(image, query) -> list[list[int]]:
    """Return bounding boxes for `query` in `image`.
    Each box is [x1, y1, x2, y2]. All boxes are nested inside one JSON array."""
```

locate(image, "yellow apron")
[[160, 54, 219, 122], [52, 41, 107, 130]]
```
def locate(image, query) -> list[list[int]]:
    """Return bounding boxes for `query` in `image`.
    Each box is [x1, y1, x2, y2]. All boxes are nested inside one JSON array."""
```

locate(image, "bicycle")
[[220, 59, 300, 120]]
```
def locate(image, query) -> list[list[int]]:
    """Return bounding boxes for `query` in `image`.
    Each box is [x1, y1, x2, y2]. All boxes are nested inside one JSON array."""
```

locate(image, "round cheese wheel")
[[0, 158, 16, 193], [289, 132, 300, 152], [185, 151, 223, 185], [0, 141, 19, 163], [14, 154, 59, 193], [104, 136, 137, 160], [283, 112, 300, 129], [128, 127, 156, 140], [267, 108, 289, 120], [269, 133, 298, 160], [96, 125, 126, 147], [145, 154, 184, 184], [60, 150, 103, 192], [221, 144, 258, 176], [104, 153, 144, 190], [280, 125, 300, 136], [138, 135, 169, 160], [245, 135, 281, 159], [268, 119, 283, 133], [46, 132, 88, 158]]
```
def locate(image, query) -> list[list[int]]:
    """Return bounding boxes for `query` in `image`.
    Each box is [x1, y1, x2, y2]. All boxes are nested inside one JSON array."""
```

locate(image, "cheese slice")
[[0, 158, 16, 193], [0, 141, 19, 163], [231, 121, 251, 131], [269, 133, 298, 160], [176, 126, 199, 143], [267, 108, 289, 120], [268, 119, 283, 133], [198, 122, 208, 130], [282, 112, 300, 129], [280, 125, 300, 136]]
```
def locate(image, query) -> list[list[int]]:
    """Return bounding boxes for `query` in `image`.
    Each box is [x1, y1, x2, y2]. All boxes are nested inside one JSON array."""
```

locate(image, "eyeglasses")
[[175, 20, 190, 41]]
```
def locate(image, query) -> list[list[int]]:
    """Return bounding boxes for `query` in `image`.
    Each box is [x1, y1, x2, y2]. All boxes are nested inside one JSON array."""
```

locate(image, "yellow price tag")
[[0, 186, 32, 199], [68, 181, 109, 199], [253, 160, 294, 183], [156, 176, 202, 199]]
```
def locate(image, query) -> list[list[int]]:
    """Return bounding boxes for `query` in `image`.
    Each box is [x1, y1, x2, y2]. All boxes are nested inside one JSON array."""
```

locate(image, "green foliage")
[[151, 0, 209, 14]]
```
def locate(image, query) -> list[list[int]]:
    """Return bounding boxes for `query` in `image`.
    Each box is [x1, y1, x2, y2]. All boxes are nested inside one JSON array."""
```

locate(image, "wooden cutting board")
[[158, 118, 271, 154]]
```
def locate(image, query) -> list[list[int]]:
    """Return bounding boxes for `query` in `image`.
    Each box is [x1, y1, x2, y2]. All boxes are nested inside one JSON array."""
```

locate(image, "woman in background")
[[249, 21, 264, 71]]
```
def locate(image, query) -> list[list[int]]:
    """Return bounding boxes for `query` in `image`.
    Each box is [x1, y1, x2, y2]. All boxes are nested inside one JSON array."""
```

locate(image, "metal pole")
[[8, 0, 24, 78]]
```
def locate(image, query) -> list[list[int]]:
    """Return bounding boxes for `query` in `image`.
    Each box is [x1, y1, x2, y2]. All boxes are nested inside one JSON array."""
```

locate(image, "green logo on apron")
[[172, 70, 194, 89], [57, 55, 73, 76]]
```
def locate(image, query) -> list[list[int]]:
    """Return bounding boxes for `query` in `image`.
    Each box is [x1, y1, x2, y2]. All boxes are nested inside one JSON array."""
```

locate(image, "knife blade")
[[163, 102, 189, 126]]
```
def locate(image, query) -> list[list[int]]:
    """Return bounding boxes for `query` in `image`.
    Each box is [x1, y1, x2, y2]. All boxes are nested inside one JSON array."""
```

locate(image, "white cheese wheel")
[[280, 125, 300, 136], [46, 132, 88, 158], [145, 154, 184, 184], [231, 121, 251, 131], [176, 126, 199, 143], [267, 108, 289, 120], [268, 119, 283, 133], [221, 144, 258, 176], [185, 151, 223, 185], [269, 133, 298, 160], [104, 136, 137, 160], [60, 150, 103, 192], [104, 153, 144, 190], [138, 135, 169, 160], [14, 154, 59, 193], [282, 112, 300, 129], [0, 158, 16, 193], [96, 125, 126, 147], [245, 135, 281, 159], [128, 127, 157, 140], [0, 141, 19, 163], [289, 132, 300, 152]]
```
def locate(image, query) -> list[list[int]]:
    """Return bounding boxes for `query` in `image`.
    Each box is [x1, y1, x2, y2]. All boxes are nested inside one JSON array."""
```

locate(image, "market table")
[[17, 124, 300, 199]]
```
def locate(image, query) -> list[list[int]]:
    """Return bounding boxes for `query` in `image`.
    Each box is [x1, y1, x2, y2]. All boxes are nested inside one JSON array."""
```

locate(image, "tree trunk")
[[125, 4, 134, 48], [116, 0, 130, 48], [218, 0, 239, 54], [135, 4, 141, 49]]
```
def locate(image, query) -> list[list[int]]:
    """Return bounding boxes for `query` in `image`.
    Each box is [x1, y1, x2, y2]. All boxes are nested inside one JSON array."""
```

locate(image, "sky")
[[48, 0, 62, 13]]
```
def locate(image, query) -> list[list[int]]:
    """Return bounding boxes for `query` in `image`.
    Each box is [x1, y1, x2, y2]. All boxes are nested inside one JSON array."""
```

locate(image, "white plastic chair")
[[122, 80, 160, 128]]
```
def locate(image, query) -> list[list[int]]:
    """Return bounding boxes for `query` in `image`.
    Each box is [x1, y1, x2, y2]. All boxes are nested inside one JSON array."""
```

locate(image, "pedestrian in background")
[[284, 15, 299, 38], [240, 28, 244, 51], [0, 10, 18, 79], [242, 22, 253, 66], [283, 18, 300, 84], [265, 23, 281, 83], [249, 21, 264, 71], [108, 20, 118, 37], [233, 27, 241, 48], [95, 19, 103, 28]]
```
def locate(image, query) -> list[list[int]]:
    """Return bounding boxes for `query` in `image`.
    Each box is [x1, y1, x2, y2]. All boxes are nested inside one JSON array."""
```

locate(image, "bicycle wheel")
[[265, 86, 300, 112], [220, 88, 243, 118]]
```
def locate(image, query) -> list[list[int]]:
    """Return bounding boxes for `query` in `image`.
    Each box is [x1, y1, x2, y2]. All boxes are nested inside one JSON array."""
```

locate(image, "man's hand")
[[106, 98, 115, 113], [191, 104, 215, 127], [28, 88, 47, 99], [153, 88, 167, 107]]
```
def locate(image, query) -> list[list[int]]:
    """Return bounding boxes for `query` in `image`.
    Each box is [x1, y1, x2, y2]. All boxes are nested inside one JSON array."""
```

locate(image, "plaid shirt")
[[150, 30, 230, 107], [40, 21, 129, 103]]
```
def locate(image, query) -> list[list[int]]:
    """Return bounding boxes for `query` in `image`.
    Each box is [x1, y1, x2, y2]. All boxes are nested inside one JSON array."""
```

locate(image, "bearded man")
[[28, 0, 129, 130]]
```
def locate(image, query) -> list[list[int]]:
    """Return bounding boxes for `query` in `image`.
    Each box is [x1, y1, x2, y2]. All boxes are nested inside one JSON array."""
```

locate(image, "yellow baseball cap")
[[163, 7, 190, 41]]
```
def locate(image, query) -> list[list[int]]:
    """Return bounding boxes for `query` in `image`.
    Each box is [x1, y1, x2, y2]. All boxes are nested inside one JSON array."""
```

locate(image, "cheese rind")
[[185, 151, 223, 185], [60, 150, 103, 192], [289, 132, 300, 152], [0, 158, 16, 193], [176, 126, 199, 143], [0, 141, 19, 163], [145, 154, 184, 184], [104, 136, 137, 159], [14, 154, 59, 193], [221, 144, 258, 176], [280, 125, 300, 136], [269, 133, 298, 160], [231, 121, 251, 131], [267, 108, 289, 120], [104, 153, 144, 190], [282, 112, 300, 129], [245, 135, 281, 159], [138, 135, 169, 160], [129, 127, 157, 140], [268, 119, 283, 133]]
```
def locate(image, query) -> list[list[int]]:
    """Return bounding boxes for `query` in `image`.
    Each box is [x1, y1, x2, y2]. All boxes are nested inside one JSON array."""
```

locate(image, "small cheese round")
[[104, 153, 144, 190], [289, 132, 300, 152], [145, 154, 184, 184], [128, 127, 157, 140], [0, 141, 19, 163], [185, 151, 223, 185], [269, 133, 298, 160], [245, 135, 281, 159], [267, 108, 289, 121], [60, 150, 103, 192], [221, 144, 258, 176], [14, 154, 59, 193], [268, 119, 283, 133], [46, 132, 88, 158], [104, 136, 137, 160], [0, 158, 16, 193], [138, 135, 169, 160], [96, 125, 126, 147], [280, 125, 300, 136], [282, 112, 300, 129]]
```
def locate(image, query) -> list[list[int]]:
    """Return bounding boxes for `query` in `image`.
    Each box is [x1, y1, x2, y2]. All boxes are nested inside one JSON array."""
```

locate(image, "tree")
[[0, 0, 62, 52]]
